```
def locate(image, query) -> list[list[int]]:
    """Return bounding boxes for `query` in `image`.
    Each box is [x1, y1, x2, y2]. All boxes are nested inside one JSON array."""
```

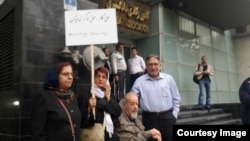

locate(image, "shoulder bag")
[[79, 113, 106, 141], [193, 64, 202, 84]]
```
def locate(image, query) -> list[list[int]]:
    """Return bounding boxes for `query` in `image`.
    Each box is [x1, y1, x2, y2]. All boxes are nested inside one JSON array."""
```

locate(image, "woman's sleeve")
[[77, 93, 95, 128], [31, 92, 47, 141], [95, 94, 122, 118], [104, 98, 122, 118]]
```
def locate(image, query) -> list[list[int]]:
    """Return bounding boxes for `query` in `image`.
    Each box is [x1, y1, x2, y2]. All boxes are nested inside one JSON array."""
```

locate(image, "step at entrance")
[[177, 106, 242, 125]]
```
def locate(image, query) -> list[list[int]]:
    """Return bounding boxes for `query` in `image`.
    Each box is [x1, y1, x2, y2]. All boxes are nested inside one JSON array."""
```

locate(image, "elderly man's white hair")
[[119, 92, 138, 108]]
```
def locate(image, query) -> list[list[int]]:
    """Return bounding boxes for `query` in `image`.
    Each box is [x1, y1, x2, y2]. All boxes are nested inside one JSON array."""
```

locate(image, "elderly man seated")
[[115, 92, 162, 141]]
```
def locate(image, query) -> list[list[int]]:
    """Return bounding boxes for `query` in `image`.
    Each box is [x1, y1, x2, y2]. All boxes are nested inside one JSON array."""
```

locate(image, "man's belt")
[[136, 72, 144, 75], [142, 109, 173, 116], [131, 72, 144, 75]]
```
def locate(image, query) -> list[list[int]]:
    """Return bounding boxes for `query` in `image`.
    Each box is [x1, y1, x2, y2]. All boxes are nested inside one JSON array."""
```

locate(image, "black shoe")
[[198, 107, 204, 111], [205, 106, 211, 111]]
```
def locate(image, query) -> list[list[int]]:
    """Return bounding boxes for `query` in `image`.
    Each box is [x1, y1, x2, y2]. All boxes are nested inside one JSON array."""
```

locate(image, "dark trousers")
[[113, 71, 126, 102], [142, 110, 176, 141], [130, 72, 144, 87]]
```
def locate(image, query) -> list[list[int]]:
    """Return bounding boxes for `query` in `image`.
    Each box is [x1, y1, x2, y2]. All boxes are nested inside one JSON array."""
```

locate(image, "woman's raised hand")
[[104, 82, 111, 101]]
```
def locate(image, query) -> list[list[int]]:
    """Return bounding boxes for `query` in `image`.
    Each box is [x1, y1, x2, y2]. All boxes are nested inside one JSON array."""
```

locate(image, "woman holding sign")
[[78, 67, 122, 141]]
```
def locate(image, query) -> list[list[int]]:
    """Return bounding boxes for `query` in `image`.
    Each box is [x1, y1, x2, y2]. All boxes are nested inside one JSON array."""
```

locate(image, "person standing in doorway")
[[103, 47, 113, 84], [194, 55, 214, 110], [131, 54, 181, 141], [111, 42, 127, 102], [127, 47, 146, 87]]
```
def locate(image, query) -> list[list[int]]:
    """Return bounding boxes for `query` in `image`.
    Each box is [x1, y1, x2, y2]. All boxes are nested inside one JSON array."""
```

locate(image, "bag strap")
[[197, 64, 200, 71], [56, 97, 76, 141]]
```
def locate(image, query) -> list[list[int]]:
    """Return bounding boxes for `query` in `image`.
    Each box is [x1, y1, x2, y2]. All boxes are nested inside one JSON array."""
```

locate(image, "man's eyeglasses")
[[147, 63, 159, 67]]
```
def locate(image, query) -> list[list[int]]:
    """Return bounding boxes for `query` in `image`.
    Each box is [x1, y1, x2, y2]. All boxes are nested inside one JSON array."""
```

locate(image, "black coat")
[[31, 90, 82, 141], [78, 91, 122, 141], [239, 77, 250, 125]]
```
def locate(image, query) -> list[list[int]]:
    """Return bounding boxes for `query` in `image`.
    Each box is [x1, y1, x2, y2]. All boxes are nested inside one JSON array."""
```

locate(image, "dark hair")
[[201, 55, 207, 59], [94, 67, 109, 78], [145, 54, 160, 62], [131, 47, 137, 50], [116, 42, 124, 49], [102, 47, 108, 52], [43, 62, 73, 90], [56, 62, 73, 75]]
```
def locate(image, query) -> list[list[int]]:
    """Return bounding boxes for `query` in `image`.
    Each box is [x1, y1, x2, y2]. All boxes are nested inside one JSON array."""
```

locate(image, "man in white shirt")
[[127, 47, 146, 87], [111, 42, 127, 102]]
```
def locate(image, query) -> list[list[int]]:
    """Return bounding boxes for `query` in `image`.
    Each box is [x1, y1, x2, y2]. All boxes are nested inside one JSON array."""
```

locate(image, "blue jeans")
[[198, 78, 211, 108]]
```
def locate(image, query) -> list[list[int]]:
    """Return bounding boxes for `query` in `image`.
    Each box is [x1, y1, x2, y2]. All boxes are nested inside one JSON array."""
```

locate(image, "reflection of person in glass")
[[111, 42, 127, 102], [31, 62, 81, 141]]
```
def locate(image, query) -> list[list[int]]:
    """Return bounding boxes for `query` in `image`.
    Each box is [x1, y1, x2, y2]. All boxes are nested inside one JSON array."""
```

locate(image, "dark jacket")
[[78, 91, 122, 141], [239, 77, 250, 125], [31, 90, 82, 141]]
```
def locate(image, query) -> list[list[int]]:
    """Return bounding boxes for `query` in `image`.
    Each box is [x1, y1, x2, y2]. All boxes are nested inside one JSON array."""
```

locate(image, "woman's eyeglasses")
[[61, 72, 74, 77]]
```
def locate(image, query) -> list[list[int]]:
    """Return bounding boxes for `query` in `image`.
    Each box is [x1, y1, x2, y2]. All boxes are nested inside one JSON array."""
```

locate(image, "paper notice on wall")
[[65, 9, 118, 46]]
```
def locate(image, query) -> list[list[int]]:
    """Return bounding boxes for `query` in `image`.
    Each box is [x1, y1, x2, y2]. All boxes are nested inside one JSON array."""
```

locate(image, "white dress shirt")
[[131, 73, 181, 118], [127, 55, 146, 74], [111, 51, 127, 74]]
